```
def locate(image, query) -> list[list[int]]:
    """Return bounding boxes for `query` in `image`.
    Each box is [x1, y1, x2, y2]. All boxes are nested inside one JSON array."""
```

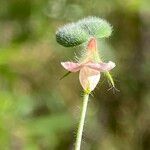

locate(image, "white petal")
[[86, 61, 116, 72], [79, 67, 100, 91], [61, 62, 81, 72]]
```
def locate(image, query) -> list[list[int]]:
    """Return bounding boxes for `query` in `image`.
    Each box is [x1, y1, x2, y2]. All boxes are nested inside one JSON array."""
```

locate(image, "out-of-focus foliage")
[[0, 0, 149, 150]]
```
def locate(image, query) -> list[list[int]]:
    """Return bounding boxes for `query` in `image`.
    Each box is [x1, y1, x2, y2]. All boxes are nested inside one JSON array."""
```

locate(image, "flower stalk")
[[57, 17, 118, 150], [75, 92, 89, 150]]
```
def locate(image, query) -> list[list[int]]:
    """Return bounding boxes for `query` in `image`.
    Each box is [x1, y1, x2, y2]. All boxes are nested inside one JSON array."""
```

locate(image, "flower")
[[61, 38, 116, 92]]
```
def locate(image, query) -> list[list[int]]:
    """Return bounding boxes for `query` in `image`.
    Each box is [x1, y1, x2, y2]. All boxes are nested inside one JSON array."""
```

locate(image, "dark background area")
[[0, 0, 149, 150]]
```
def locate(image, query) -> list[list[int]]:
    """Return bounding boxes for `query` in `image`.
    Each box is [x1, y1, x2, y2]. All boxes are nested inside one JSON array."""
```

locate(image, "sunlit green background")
[[0, 0, 150, 150]]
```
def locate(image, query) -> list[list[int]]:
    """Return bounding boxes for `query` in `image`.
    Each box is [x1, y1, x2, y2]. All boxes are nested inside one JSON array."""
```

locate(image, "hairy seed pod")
[[56, 17, 112, 47], [77, 16, 112, 38], [56, 23, 89, 47]]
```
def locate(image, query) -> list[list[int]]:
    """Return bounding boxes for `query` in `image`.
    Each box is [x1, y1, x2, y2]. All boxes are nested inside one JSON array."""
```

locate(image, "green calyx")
[[56, 16, 112, 47]]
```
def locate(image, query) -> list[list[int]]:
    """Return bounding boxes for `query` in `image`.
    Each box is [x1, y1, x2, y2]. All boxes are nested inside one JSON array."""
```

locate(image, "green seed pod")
[[56, 23, 89, 47], [56, 16, 112, 47], [78, 16, 112, 38]]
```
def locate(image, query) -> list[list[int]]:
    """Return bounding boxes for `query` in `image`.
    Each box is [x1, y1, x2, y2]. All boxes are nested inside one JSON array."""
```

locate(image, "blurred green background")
[[0, 0, 150, 150]]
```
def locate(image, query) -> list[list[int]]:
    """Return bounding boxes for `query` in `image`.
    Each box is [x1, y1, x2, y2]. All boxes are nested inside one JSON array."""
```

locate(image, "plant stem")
[[75, 92, 89, 150]]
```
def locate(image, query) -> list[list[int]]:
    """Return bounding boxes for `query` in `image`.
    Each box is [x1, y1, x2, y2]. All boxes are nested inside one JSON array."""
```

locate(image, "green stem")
[[75, 92, 89, 150]]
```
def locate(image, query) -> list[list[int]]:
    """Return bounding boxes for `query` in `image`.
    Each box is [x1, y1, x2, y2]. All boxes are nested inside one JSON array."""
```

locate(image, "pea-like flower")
[[61, 38, 116, 92]]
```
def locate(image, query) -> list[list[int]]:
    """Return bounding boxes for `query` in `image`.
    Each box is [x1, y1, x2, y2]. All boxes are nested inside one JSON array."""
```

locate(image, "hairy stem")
[[75, 92, 89, 150]]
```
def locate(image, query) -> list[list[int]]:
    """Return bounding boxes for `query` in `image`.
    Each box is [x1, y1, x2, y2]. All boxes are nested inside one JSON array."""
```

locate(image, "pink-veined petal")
[[87, 38, 97, 51], [79, 67, 100, 91], [86, 61, 116, 72], [61, 62, 81, 72]]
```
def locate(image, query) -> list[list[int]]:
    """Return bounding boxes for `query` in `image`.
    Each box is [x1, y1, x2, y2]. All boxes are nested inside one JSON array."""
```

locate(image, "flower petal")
[[61, 62, 81, 72], [87, 38, 97, 51], [86, 61, 116, 72], [79, 67, 100, 91]]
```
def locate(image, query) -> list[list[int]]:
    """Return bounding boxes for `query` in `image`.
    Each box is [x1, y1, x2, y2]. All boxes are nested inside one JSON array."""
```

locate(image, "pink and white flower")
[[61, 38, 116, 92]]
